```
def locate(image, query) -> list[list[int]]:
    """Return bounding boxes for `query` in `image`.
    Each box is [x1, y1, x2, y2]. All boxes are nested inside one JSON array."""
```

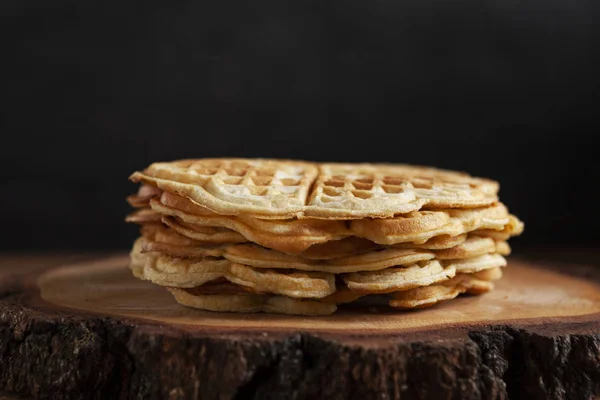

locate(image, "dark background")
[[3, 0, 599, 252]]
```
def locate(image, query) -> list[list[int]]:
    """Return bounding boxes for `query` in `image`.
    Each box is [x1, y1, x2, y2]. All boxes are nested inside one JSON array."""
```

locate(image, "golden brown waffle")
[[342, 260, 456, 294], [223, 244, 436, 273], [434, 236, 510, 259], [137, 224, 509, 273], [150, 193, 348, 253], [141, 193, 521, 254], [161, 216, 247, 245], [307, 163, 499, 218], [471, 215, 524, 241], [127, 158, 524, 315], [167, 265, 502, 314], [319, 287, 365, 304], [388, 265, 506, 309], [130, 159, 319, 219], [126, 185, 162, 208], [184, 279, 260, 295], [130, 239, 229, 288], [296, 238, 381, 259], [138, 225, 227, 258], [350, 203, 516, 245], [131, 238, 507, 302], [136, 218, 510, 268], [168, 288, 337, 315], [132, 240, 336, 299], [445, 267, 504, 295], [443, 253, 507, 273], [125, 209, 162, 223], [392, 234, 468, 250], [389, 285, 466, 309], [130, 159, 499, 219], [227, 263, 336, 299], [471, 267, 503, 281]]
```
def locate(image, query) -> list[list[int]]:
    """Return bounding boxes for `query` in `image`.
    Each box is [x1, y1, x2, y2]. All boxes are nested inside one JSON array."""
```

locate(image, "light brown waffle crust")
[[130, 158, 499, 219], [127, 193, 522, 255], [130, 239, 505, 315]]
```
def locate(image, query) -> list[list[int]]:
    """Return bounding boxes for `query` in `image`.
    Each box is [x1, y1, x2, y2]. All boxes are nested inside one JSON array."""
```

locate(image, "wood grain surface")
[[1, 253, 600, 399]]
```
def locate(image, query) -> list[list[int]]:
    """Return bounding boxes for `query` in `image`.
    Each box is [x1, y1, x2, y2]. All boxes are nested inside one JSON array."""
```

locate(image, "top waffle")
[[130, 159, 500, 219]]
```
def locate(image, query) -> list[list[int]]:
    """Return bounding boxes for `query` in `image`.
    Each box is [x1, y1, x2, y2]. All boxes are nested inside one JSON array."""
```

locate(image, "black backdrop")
[[3, 0, 600, 251]]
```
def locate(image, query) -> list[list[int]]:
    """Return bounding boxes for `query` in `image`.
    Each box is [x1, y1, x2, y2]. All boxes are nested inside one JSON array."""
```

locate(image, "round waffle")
[[297, 237, 381, 259], [130, 159, 499, 219], [161, 215, 247, 245], [125, 209, 162, 223], [126, 158, 524, 315], [226, 263, 336, 299], [443, 253, 507, 273], [141, 239, 224, 259], [471, 215, 525, 241], [167, 288, 337, 315], [140, 224, 204, 246], [471, 267, 503, 281], [433, 236, 510, 260], [223, 244, 435, 273], [126, 184, 162, 208], [130, 240, 230, 288], [145, 193, 521, 254], [351, 203, 515, 245], [441, 267, 504, 295], [392, 234, 467, 250], [319, 287, 365, 304], [150, 194, 348, 253], [447, 276, 493, 295], [389, 284, 466, 309], [342, 260, 456, 294], [131, 241, 336, 299]]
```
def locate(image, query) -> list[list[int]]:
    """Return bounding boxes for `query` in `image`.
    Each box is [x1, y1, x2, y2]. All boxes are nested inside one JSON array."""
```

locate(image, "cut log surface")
[[1, 254, 600, 400]]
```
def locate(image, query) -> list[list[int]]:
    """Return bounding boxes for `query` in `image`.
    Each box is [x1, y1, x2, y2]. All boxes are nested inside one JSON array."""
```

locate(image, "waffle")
[[130, 239, 229, 288], [350, 203, 517, 245], [319, 287, 365, 304], [167, 263, 503, 314], [133, 240, 336, 298], [130, 159, 499, 219], [393, 234, 467, 250], [126, 185, 162, 208], [150, 193, 348, 253], [131, 242, 509, 314], [227, 263, 336, 299], [125, 209, 162, 223], [141, 192, 521, 255], [342, 260, 456, 294], [138, 226, 507, 273], [130, 159, 319, 219], [387, 265, 504, 309], [223, 245, 436, 273], [127, 158, 524, 315], [436, 266, 504, 297], [433, 236, 510, 259], [168, 288, 338, 315], [307, 163, 499, 218], [442, 253, 507, 273], [131, 238, 506, 297], [389, 285, 466, 309]]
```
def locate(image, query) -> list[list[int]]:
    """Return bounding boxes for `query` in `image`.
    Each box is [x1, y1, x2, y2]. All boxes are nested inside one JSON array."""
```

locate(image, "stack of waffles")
[[127, 159, 523, 315]]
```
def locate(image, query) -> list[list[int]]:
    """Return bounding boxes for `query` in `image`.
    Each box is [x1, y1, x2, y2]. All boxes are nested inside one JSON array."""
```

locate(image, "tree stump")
[[1, 254, 599, 400]]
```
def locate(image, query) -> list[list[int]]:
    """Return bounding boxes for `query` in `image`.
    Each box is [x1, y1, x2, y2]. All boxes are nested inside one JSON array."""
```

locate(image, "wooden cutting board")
[[1, 254, 599, 400]]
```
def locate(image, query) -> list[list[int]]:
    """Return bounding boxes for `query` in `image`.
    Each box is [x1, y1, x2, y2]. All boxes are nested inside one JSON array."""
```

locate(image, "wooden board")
[[1, 255, 600, 400]]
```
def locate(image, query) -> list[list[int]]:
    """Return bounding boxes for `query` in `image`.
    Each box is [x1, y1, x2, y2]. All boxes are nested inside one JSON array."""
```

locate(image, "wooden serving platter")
[[1, 255, 599, 400]]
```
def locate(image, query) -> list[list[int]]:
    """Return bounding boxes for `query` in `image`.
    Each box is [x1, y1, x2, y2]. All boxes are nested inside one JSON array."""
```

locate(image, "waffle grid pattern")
[[131, 159, 499, 219], [126, 158, 523, 315]]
